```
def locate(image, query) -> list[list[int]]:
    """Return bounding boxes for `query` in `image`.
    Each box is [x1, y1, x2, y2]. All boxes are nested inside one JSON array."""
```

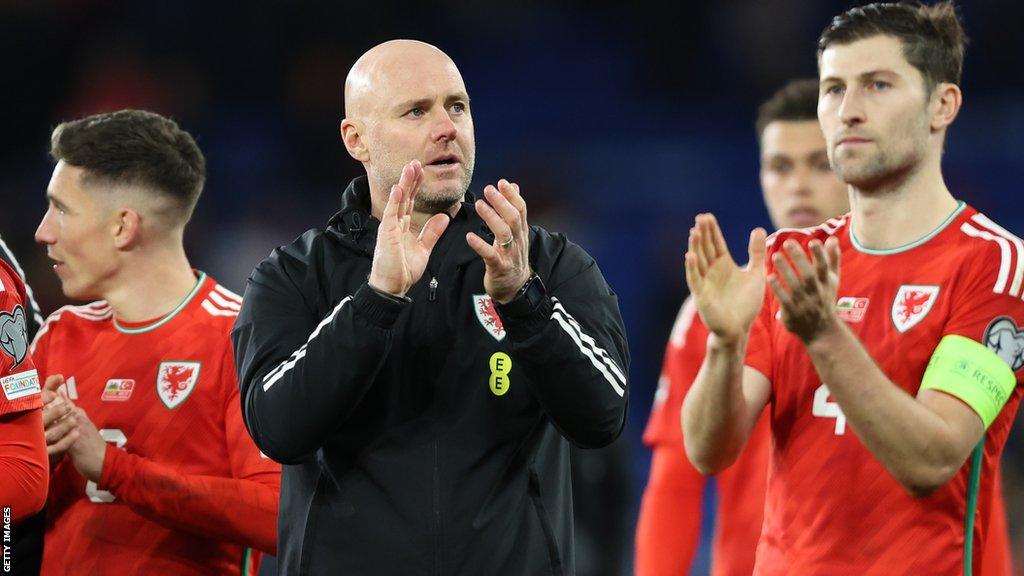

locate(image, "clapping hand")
[[768, 238, 841, 343], [465, 180, 532, 304], [368, 161, 452, 298], [684, 214, 768, 344]]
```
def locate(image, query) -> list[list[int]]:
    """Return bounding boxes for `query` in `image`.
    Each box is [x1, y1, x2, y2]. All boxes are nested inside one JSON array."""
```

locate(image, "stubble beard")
[[370, 148, 476, 215], [832, 133, 926, 194], [414, 157, 475, 215]]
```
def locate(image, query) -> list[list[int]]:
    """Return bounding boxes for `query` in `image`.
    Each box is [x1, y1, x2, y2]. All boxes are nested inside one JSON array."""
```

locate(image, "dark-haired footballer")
[[683, 3, 1022, 574], [34, 110, 280, 575]]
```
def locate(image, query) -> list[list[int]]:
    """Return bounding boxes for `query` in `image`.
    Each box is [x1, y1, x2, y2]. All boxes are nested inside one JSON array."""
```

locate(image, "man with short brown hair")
[[35, 109, 280, 575], [684, 3, 1022, 573]]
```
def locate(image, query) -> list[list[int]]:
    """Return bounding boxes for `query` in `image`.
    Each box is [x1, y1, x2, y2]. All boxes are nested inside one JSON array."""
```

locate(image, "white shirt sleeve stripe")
[[213, 284, 245, 303], [971, 214, 1024, 298], [201, 299, 240, 317], [262, 296, 352, 391], [30, 304, 110, 353], [961, 223, 1011, 294], [208, 291, 243, 310], [30, 311, 61, 353]]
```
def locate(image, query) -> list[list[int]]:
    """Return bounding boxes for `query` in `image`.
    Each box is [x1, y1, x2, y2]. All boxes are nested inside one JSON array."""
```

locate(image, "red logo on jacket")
[[473, 294, 506, 341]]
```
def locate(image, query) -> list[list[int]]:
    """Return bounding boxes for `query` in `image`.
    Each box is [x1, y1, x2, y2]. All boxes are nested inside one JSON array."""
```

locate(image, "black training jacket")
[[232, 177, 629, 575]]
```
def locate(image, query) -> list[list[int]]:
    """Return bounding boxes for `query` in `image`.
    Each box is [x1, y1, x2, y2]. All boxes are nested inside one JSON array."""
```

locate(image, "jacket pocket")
[[297, 469, 328, 575], [528, 466, 564, 576]]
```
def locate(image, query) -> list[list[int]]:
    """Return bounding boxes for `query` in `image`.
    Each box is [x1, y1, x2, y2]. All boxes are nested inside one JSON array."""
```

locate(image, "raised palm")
[[684, 214, 767, 343], [368, 161, 450, 297]]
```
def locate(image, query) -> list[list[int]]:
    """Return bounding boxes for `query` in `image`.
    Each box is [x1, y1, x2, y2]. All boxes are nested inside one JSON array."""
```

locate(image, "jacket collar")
[[326, 176, 492, 267]]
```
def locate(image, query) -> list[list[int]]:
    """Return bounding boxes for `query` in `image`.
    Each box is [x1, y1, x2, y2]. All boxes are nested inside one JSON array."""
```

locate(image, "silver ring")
[[499, 236, 514, 249]]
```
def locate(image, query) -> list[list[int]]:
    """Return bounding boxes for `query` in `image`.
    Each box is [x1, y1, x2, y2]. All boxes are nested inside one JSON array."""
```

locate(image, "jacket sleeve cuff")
[[496, 293, 553, 341], [352, 282, 409, 329]]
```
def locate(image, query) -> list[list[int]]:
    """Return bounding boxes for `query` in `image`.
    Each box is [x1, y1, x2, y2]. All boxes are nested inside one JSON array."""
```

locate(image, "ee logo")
[[489, 352, 512, 396]]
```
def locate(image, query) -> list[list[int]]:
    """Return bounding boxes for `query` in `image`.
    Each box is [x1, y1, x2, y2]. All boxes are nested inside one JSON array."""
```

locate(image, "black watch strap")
[[516, 274, 545, 309], [496, 274, 548, 320]]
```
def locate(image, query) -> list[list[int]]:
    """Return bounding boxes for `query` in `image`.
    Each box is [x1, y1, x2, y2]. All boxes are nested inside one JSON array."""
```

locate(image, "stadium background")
[[2, 1, 1021, 574]]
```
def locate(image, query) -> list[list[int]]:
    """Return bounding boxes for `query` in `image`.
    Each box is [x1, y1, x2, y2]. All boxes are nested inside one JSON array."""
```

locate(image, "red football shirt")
[[0, 259, 47, 523], [638, 297, 769, 576], [0, 260, 40, 416], [746, 205, 1024, 575], [33, 273, 280, 576]]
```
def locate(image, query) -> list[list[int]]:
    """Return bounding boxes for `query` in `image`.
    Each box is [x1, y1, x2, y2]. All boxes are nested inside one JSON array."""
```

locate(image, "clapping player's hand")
[[66, 407, 107, 483], [41, 373, 80, 466], [684, 214, 767, 344], [466, 180, 532, 304], [769, 238, 841, 344], [368, 160, 451, 297]]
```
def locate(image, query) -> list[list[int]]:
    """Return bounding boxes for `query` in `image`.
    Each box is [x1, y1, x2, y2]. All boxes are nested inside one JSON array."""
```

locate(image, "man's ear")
[[112, 208, 142, 250], [930, 82, 962, 132], [341, 118, 370, 162]]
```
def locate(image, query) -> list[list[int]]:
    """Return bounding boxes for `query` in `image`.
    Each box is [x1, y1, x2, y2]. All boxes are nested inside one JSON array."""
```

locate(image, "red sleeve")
[[942, 236, 1024, 404], [0, 408, 48, 523], [222, 351, 281, 493], [637, 299, 712, 574], [944, 265, 1024, 354], [96, 349, 281, 555], [0, 266, 41, 416], [642, 297, 707, 447], [0, 265, 47, 521], [635, 445, 707, 576], [642, 339, 682, 446], [97, 447, 279, 554]]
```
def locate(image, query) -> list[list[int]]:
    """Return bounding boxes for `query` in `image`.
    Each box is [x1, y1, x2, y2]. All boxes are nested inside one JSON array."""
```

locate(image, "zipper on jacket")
[[429, 277, 438, 301], [433, 438, 442, 575]]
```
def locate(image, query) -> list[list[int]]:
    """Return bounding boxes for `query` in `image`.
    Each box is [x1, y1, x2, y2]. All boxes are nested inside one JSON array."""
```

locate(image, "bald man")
[[233, 40, 630, 575]]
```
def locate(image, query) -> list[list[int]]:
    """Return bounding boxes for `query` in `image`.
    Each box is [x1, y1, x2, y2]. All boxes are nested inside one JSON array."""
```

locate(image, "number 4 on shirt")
[[813, 384, 847, 435]]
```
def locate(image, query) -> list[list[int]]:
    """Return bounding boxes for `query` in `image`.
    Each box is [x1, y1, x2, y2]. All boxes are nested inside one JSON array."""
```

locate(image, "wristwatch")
[[511, 274, 546, 309], [496, 274, 550, 336]]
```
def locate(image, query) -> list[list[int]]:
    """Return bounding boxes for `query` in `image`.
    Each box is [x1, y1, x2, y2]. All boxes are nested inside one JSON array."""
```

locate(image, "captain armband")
[[920, 335, 1016, 429]]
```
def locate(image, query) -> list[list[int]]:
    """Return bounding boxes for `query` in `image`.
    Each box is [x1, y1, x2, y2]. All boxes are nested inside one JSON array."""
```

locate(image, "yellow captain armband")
[[921, 334, 1016, 429]]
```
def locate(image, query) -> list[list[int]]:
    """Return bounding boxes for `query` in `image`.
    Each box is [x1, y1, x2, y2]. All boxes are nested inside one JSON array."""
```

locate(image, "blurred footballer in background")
[[636, 77, 849, 576]]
